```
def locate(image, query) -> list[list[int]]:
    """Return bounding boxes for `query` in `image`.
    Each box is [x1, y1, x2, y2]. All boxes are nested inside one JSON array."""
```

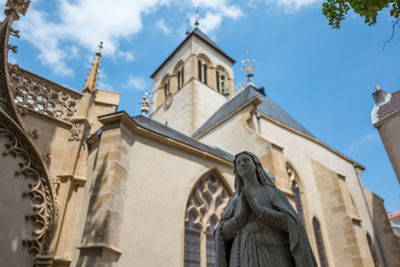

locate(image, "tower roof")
[[372, 89, 400, 127], [151, 27, 235, 78]]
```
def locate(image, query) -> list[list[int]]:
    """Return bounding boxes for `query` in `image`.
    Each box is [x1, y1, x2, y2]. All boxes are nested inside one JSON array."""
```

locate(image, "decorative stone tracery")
[[184, 172, 231, 267], [9, 66, 80, 121], [0, 114, 56, 255]]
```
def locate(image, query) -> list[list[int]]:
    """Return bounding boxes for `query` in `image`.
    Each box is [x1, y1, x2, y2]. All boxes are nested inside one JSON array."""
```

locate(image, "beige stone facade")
[[1, 6, 399, 267]]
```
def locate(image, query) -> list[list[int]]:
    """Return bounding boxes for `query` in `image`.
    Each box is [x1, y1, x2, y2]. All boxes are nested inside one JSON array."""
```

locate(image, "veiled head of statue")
[[233, 151, 275, 193]]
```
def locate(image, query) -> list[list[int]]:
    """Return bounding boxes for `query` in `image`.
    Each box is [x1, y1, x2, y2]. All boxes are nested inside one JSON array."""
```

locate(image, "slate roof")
[[151, 27, 235, 78], [131, 115, 234, 162], [192, 84, 314, 138], [375, 90, 400, 125]]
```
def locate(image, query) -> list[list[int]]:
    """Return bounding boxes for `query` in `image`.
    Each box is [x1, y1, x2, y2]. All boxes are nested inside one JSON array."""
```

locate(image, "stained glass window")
[[313, 217, 329, 267], [184, 173, 230, 267]]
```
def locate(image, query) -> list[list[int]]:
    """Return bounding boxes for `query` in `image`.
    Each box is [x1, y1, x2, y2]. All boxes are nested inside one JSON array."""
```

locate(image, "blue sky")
[[2, 0, 399, 212]]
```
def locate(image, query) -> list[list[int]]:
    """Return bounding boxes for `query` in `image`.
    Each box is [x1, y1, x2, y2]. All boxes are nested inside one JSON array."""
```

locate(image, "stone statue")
[[214, 151, 317, 267]]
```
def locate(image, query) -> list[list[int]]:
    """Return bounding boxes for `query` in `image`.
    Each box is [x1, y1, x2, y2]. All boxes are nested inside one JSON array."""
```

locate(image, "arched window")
[[184, 172, 231, 267], [312, 217, 329, 267], [366, 233, 379, 267], [216, 69, 227, 94], [286, 163, 305, 225], [175, 62, 185, 90], [164, 77, 170, 97], [198, 56, 209, 85]]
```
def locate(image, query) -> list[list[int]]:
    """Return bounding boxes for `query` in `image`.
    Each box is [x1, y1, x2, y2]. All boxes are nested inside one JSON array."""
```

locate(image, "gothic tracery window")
[[184, 172, 230, 267], [313, 217, 329, 267], [286, 163, 305, 225]]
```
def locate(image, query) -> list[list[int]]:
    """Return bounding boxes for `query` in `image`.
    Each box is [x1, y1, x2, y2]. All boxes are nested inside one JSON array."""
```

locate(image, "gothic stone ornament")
[[214, 151, 317, 267], [0, 7, 56, 260], [4, 0, 31, 20], [9, 67, 80, 122], [0, 113, 56, 256]]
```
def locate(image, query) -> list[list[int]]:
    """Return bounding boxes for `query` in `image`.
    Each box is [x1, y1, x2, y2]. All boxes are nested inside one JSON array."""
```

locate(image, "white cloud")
[[116, 50, 135, 62], [126, 74, 147, 91], [199, 12, 223, 34], [98, 81, 115, 92], [190, 0, 243, 34], [15, 0, 173, 76], [272, 0, 321, 12], [348, 133, 380, 153], [9, 0, 243, 75], [156, 19, 171, 34]]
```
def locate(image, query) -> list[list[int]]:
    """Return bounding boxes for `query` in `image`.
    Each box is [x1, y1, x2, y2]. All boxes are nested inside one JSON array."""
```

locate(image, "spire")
[[83, 41, 103, 93]]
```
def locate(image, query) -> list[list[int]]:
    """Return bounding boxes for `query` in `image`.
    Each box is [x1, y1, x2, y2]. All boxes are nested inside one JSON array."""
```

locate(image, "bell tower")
[[150, 27, 235, 136]]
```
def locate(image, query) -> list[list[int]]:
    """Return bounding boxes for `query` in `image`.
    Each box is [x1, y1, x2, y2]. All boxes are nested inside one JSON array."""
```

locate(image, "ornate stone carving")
[[0, 114, 56, 255], [185, 173, 230, 230], [41, 152, 51, 167], [69, 123, 83, 141], [0, 16, 21, 123], [9, 68, 80, 122], [26, 128, 38, 139], [4, 0, 31, 20]]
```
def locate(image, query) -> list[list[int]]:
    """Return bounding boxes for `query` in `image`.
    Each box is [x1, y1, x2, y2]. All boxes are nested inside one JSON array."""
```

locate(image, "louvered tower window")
[[177, 65, 184, 90], [184, 173, 230, 267], [198, 60, 208, 85], [367, 234, 379, 267], [312, 218, 329, 267]]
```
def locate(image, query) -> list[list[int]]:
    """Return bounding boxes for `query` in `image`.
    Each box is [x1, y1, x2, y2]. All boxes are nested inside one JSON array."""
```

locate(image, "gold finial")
[[4, 0, 31, 20], [140, 92, 152, 115], [241, 50, 256, 83], [83, 41, 103, 93], [194, 4, 200, 27], [375, 85, 381, 91]]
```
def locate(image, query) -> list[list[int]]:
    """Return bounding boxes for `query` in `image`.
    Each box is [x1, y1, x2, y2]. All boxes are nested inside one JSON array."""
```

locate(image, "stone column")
[[78, 113, 133, 266]]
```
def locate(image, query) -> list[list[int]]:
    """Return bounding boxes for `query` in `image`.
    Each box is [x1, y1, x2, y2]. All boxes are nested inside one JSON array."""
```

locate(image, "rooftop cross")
[[241, 50, 256, 83]]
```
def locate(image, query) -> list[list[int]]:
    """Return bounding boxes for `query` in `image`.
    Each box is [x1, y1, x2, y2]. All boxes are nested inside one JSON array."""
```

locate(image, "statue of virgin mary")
[[214, 151, 317, 267]]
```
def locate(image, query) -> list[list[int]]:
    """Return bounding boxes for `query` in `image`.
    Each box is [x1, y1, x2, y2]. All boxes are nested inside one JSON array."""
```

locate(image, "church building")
[[1, 2, 399, 267]]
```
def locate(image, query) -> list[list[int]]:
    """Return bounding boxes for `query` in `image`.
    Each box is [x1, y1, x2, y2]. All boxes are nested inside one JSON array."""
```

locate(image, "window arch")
[[161, 75, 170, 97], [215, 67, 227, 94], [174, 61, 185, 90], [286, 163, 305, 225], [184, 172, 231, 267], [197, 54, 211, 85], [366, 233, 379, 267], [312, 217, 329, 267]]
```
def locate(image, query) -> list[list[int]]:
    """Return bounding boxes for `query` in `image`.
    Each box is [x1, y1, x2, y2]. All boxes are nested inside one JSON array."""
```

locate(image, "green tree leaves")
[[322, 0, 400, 28]]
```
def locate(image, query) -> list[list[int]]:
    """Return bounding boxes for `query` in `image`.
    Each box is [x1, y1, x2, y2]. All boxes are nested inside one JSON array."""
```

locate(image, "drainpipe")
[[353, 163, 388, 267], [256, 112, 262, 134]]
